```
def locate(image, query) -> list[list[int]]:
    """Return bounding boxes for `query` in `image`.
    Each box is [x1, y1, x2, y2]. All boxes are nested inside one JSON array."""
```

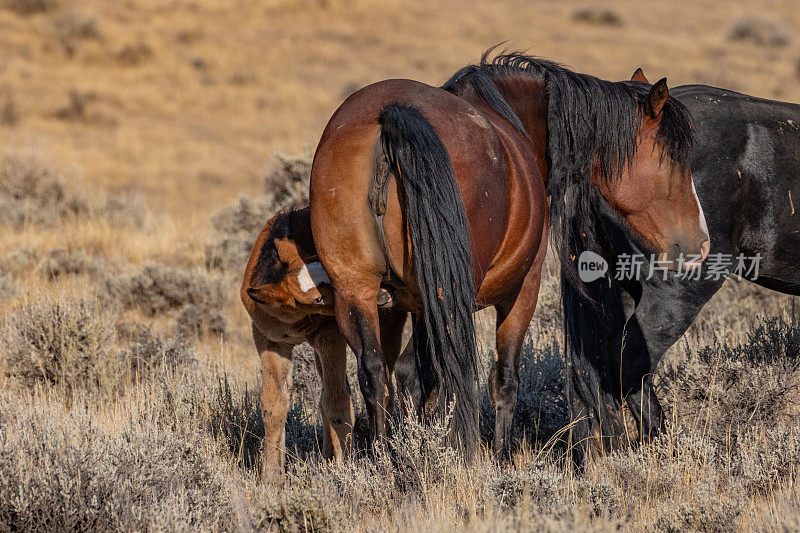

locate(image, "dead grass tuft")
[[0, 91, 17, 126], [0, 395, 235, 532], [0, 0, 55, 14], [662, 314, 800, 443], [105, 262, 227, 316], [114, 42, 153, 67], [35, 248, 107, 280], [0, 296, 121, 398], [0, 273, 17, 300], [729, 17, 790, 47], [572, 6, 624, 26], [52, 9, 102, 42]]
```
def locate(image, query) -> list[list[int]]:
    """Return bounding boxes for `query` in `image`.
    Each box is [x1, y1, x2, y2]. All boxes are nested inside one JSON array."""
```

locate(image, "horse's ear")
[[246, 285, 270, 305], [631, 68, 649, 83], [646, 77, 669, 120]]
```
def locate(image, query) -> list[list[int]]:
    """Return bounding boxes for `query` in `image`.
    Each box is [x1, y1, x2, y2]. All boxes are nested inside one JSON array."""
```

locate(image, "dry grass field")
[[1, 0, 800, 530]]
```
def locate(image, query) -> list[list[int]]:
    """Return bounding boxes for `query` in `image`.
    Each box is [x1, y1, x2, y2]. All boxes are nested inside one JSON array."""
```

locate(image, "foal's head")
[[242, 209, 334, 323], [594, 78, 710, 266]]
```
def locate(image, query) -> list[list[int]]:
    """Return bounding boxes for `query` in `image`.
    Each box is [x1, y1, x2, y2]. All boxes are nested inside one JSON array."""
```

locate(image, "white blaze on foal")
[[297, 262, 330, 292]]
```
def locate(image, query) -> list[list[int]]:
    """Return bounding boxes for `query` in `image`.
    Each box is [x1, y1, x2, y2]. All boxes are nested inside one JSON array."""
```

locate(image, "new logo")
[[578, 251, 608, 282]]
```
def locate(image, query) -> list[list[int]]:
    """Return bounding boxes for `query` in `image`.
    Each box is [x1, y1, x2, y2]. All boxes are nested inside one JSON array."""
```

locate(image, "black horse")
[[565, 77, 800, 460]]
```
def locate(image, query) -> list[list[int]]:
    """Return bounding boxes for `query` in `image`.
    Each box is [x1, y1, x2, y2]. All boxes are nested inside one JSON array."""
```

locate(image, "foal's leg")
[[333, 279, 390, 445], [252, 324, 294, 485], [308, 323, 353, 460], [489, 265, 543, 459]]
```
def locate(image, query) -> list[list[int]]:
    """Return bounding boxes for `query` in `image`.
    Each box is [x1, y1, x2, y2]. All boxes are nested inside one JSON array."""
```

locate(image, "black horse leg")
[[617, 276, 724, 442]]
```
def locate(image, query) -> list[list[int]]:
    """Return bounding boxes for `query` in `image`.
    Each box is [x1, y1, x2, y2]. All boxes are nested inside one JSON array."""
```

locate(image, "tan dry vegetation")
[[1, 0, 800, 531]]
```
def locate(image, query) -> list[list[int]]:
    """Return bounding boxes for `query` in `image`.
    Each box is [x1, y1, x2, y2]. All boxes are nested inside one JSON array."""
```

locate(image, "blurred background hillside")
[[1, 0, 799, 220], [2, 2, 800, 530]]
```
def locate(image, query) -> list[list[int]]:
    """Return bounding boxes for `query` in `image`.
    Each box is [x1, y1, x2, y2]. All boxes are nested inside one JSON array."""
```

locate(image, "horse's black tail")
[[378, 103, 479, 458]]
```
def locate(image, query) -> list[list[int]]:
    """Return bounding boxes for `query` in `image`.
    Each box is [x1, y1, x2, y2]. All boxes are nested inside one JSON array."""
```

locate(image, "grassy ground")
[[1, 0, 800, 530]]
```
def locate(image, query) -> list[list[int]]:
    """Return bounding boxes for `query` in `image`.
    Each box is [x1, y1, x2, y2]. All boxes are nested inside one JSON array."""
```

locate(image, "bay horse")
[[241, 208, 408, 484], [308, 52, 710, 459], [561, 68, 800, 460]]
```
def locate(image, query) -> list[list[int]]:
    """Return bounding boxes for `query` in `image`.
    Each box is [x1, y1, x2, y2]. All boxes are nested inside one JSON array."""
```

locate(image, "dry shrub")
[[0, 246, 39, 276], [54, 89, 94, 121], [52, 9, 102, 41], [662, 315, 800, 443], [0, 151, 148, 230], [0, 297, 198, 399], [175, 303, 227, 338], [481, 340, 567, 449], [96, 193, 150, 229], [290, 342, 322, 402], [0, 296, 122, 398], [115, 42, 153, 66], [653, 494, 743, 533], [729, 18, 790, 47], [0, 151, 89, 229], [572, 6, 623, 26], [205, 196, 271, 270], [734, 420, 800, 494], [263, 149, 312, 213], [0, 273, 17, 300], [117, 322, 197, 376], [106, 262, 227, 316], [205, 149, 312, 270], [208, 376, 265, 471], [0, 396, 235, 532], [1, 0, 56, 14], [35, 248, 106, 280], [0, 91, 17, 126]]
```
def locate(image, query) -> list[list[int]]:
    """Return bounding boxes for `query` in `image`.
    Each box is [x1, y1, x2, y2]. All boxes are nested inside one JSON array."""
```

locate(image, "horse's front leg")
[[252, 324, 294, 485]]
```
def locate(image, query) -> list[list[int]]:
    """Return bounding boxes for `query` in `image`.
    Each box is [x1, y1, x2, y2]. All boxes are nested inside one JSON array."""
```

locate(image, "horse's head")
[[593, 77, 710, 268], [242, 210, 334, 324]]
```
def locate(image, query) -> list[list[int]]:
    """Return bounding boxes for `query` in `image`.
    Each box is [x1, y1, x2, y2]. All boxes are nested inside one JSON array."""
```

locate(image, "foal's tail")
[[378, 103, 479, 458]]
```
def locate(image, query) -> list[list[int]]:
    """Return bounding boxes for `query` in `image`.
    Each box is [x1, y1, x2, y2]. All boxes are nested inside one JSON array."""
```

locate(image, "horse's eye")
[[314, 296, 323, 304]]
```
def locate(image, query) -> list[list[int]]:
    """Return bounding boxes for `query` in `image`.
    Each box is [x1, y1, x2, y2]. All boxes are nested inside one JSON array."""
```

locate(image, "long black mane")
[[444, 51, 695, 457], [443, 50, 693, 290]]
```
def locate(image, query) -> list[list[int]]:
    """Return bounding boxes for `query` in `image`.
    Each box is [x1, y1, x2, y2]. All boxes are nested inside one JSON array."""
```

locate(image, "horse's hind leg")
[[333, 281, 390, 445], [379, 309, 408, 430], [252, 324, 294, 485], [490, 265, 543, 459], [394, 314, 439, 418], [309, 323, 354, 461]]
